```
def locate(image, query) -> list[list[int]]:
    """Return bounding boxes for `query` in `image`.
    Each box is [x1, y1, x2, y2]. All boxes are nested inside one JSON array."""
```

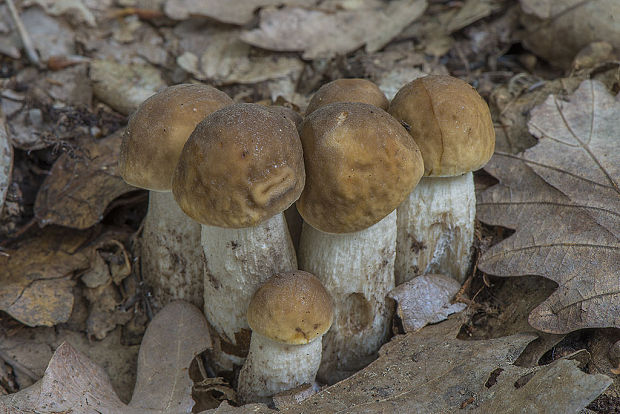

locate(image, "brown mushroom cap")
[[172, 103, 305, 228], [305, 78, 389, 115], [388, 75, 495, 177], [119, 84, 233, 191], [297, 102, 424, 234], [247, 271, 334, 345]]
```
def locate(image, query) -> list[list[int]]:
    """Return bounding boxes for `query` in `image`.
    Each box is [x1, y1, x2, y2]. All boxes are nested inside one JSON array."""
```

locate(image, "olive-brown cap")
[[297, 102, 424, 234], [305, 78, 389, 115], [172, 103, 305, 228], [119, 84, 233, 191], [247, 271, 334, 345], [388, 75, 495, 177]]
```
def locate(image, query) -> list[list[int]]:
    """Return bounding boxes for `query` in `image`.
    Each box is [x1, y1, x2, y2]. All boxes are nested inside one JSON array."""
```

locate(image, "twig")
[[5, 0, 42, 68], [0, 348, 38, 380]]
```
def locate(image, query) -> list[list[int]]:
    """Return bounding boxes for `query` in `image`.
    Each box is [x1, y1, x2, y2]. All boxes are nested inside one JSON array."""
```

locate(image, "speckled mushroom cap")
[[172, 103, 305, 228], [297, 102, 424, 234], [305, 78, 389, 115], [119, 84, 233, 191], [388, 75, 495, 177], [247, 271, 334, 345]]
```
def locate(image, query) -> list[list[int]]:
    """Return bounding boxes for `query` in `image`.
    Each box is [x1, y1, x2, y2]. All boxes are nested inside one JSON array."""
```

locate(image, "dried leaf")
[[0, 227, 90, 326], [34, 131, 134, 229], [0, 110, 12, 214], [20, 7, 76, 61], [478, 80, 620, 334], [130, 301, 212, 412], [240, 0, 427, 59], [32, 0, 97, 27], [387, 274, 466, 332]]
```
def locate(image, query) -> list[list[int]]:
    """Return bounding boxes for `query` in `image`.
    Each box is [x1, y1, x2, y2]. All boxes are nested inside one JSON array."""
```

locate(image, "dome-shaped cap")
[[297, 102, 424, 234], [247, 271, 334, 345], [119, 84, 233, 191], [389, 75, 495, 177], [305, 78, 389, 115], [172, 103, 305, 228]]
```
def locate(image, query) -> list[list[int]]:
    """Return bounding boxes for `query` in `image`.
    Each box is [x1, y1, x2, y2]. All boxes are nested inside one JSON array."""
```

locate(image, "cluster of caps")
[[119, 75, 494, 237]]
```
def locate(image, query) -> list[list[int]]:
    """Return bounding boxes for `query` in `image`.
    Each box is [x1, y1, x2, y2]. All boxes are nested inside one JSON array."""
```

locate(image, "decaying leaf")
[[0, 301, 211, 413], [0, 110, 12, 214], [0, 227, 90, 326], [478, 80, 620, 334], [388, 274, 466, 332], [240, 0, 427, 59], [34, 130, 135, 229], [519, 0, 620, 67]]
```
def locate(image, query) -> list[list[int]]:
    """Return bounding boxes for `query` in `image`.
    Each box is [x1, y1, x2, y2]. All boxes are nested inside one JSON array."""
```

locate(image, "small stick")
[[5, 0, 42, 68]]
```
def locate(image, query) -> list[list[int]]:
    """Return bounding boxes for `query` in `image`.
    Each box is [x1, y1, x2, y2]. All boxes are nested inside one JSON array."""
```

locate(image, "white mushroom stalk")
[[389, 75, 495, 285], [172, 104, 305, 370], [118, 84, 233, 309], [237, 271, 333, 404], [296, 103, 423, 384], [394, 173, 475, 285], [299, 210, 397, 384]]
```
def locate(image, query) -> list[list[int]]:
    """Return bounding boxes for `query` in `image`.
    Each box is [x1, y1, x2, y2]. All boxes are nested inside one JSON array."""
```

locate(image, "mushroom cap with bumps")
[[247, 271, 334, 345], [296, 102, 424, 234], [388, 75, 495, 177], [305, 78, 389, 115], [172, 103, 305, 228], [119, 84, 233, 191]]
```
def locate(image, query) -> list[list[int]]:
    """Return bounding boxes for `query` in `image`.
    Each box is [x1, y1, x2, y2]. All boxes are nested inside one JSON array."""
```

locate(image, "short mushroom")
[[172, 103, 305, 369], [388, 75, 495, 284], [118, 84, 232, 309], [237, 270, 333, 404], [296, 102, 424, 384], [305, 78, 389, 115]]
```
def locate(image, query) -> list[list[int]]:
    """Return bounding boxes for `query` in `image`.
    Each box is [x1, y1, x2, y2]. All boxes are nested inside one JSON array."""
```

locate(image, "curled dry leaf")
[[478, 80, 620, 334], [0, 109, 12, 214], [240, 0, 427, 59], [0, 226, 90, 326], [34, 130, 135, 229], [387, 274, 466, 333]]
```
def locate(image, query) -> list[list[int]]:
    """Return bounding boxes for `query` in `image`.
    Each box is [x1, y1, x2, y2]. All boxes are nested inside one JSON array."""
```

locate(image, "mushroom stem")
[[395, 172, 475, 285], [201, 213, 297, 367], [237, 333, 322, 404], [299, 210, 396, 384], [141, 191, 203, 309]]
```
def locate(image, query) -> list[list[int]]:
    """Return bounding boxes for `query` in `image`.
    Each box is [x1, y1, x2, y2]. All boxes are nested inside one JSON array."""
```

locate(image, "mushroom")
[[305, 78, 389, 115], [172, 103, 305, 369], [118, 84, 232, 309], [296, 102, 424, 384], [237, 270, 333, 404], [388, 75, 495, 284]]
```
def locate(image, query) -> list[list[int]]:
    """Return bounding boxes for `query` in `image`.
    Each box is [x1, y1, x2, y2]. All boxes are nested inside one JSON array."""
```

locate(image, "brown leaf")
[[129, 301, 211, 411], [0, 227, 90, 326], [34, 131, 134, 229], [478, 80, 620, 334], [240, 0, 427, 59]]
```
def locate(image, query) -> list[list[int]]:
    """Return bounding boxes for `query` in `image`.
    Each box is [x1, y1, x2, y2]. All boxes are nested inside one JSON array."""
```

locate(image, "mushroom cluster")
[[120, 74, 494, 404]]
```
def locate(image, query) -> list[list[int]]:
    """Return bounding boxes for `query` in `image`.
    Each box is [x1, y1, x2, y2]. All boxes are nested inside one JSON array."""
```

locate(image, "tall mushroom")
[[237, 270, 333, 404], [389, 75, 495, 284], [305, 78, 389, 115], [297, 102, 424, 384], [118, 84, 232, 309], [172, 103, 305, 369]]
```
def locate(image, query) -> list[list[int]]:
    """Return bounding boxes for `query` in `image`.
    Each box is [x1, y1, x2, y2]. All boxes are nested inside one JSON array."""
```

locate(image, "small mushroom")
[[237, 271, 333, 404], [389, 75, 495, 284], [305, 78, 389, 115], [172, 103, 305, 369], [296, 102, 424, 384], [118, 84, 232, 309]]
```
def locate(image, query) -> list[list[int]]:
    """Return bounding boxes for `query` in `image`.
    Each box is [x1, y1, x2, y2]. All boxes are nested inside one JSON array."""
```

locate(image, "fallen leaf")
[[240, 0, 427, 59], [130, 301, 211, 411], [0, 226, 90, 326], [519, 0, 620, 67], [20, 7, 76, 62], [84, 282, 132, 340], [32, 0, 96, 27], [34, 130, 135, 229], [478, 80, 620, 334], [387, 274, 466, 332], [0, 110, 12, 214]]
